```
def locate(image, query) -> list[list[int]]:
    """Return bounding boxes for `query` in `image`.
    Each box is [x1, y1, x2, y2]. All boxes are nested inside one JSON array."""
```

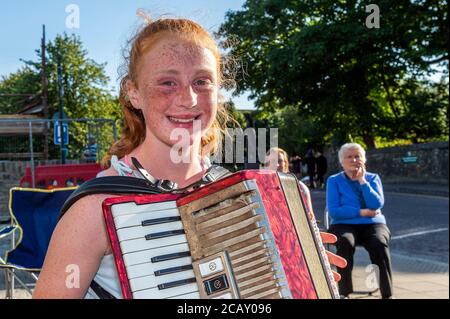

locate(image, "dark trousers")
[[308, 171, 315, 188], [328, 223, 393, 298], [317, 172, 325, 186]]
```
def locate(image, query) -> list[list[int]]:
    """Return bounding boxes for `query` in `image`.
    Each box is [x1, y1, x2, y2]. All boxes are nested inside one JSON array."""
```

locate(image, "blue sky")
[[0, 0, 256, 109]]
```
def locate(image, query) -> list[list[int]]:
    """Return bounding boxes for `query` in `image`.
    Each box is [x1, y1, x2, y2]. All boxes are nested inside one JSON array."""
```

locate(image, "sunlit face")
[[266, 151, 288, 173], [127, 36, 218, 150], [342, 148, 365, 173]]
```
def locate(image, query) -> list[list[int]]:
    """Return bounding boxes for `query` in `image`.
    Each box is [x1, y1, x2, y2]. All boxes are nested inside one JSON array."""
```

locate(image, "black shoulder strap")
[[90, 280, 116, 299], [59, 165, 231, 220], [59, 176, 161, 220]]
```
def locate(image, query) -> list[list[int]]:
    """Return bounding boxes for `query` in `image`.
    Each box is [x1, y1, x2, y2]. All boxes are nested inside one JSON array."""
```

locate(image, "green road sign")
[[401, 156, 418, 164]]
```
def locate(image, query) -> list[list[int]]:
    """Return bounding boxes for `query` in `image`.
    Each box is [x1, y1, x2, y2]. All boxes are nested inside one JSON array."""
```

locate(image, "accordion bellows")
[[102, 170, 339, 299]]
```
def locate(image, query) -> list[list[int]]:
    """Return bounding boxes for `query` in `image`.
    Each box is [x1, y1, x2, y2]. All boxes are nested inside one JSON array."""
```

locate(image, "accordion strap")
[[90, 280, 116, 299], [59, 176, 160, 219], [59, 164, 231, 219]]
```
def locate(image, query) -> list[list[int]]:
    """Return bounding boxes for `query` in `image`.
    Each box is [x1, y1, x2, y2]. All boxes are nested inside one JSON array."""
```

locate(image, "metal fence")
[[0, 118, 118, 166]]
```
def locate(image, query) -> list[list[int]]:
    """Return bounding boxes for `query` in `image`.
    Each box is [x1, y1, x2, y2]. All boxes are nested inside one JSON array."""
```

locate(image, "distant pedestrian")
[[315, 151, 328, 189], [290, 152, 302, 179], [304, 149, 316, 188]]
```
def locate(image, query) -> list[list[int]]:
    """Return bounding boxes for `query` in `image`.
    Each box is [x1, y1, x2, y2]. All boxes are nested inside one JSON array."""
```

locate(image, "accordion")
[[102, 170, 339, 299]]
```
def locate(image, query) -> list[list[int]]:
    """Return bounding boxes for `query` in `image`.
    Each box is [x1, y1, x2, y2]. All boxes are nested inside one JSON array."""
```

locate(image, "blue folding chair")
[[0, 187, 76, 298]]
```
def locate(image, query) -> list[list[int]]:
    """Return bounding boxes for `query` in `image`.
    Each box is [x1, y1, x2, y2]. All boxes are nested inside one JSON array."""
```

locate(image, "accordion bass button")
[[198, 257, 224, 277], [203, 274, 229, 295]]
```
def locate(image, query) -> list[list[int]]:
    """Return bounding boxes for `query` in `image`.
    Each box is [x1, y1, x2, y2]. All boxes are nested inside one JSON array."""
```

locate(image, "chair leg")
[[7, 269, 36, 297], [10, 269, 15, 299], [5, 268, 13, 299]]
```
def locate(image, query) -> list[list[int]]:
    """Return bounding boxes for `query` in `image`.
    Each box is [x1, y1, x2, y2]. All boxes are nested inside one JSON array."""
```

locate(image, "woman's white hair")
[[338, 142, 366, 165]]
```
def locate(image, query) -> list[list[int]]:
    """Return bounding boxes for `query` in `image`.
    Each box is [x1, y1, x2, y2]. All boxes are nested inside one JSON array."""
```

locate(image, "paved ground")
[[348, 248, 448, 299]]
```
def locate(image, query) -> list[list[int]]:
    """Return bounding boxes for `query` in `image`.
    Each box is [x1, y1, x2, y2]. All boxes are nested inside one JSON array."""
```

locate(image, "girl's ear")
[[126, 79, 142, 110]]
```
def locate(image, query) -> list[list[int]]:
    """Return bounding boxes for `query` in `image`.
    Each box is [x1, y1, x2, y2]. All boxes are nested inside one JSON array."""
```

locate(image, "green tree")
[[224, 100, 247, 128], [0, 33, 121, 159], [217, 0, 449, 149], [396, 79, 449, 142], [0, 67, 41, 114]]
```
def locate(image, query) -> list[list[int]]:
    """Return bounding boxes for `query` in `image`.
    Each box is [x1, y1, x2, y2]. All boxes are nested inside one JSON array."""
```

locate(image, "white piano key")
[[123, 243, 191, 267], [113, 208, 181, 229], [168, 291, 201, 299], [130, 269, 196, 292], [133, 283, 199, 299], [127, 257, 193, 279], [116, 221, 184, 241], [120, 234, 188, 254], [111, 201, 177, 218]]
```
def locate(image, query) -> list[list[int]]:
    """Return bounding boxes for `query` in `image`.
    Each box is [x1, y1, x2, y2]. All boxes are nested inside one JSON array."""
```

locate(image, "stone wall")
[[325, 141, 449, 184]]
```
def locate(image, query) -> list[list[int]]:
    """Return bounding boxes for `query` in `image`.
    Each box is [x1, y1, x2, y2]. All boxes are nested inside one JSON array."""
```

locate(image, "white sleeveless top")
[[85, 155, 211, 299]]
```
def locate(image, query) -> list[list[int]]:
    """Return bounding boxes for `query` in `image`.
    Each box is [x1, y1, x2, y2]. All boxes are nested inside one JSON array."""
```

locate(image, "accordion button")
[[204, 274, 229, 295], [198, 257, 224, 277]]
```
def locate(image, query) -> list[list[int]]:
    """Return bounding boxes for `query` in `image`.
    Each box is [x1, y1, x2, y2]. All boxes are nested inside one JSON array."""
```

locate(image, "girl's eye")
[[162, 81, 176, 87], [194, 78, 212, 86]]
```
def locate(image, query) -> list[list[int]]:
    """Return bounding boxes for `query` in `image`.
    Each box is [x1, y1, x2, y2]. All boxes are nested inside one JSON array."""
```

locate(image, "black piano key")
[[141, 216, 181, 227], [154, 264, 193, 276], [157, 277, 197, 290], [145, 229, 185, 240], [151, 251, 191, 263]]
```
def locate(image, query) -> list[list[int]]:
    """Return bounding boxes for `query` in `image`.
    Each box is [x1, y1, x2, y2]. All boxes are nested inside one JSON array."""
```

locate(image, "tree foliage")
[[217, 0, 449, 149], [0, 33, 121, 159]]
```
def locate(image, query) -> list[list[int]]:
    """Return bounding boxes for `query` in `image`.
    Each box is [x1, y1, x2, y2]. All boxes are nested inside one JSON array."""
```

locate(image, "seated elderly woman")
[[326, 143, 393, 299]]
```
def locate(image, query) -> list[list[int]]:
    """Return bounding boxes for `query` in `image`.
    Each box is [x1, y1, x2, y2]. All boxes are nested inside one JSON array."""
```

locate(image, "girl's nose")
[[177, 85, 197, 108]]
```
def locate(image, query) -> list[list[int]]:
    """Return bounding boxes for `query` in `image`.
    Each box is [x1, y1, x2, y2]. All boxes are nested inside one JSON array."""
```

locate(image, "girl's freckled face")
[[132, 37, 219, 149]]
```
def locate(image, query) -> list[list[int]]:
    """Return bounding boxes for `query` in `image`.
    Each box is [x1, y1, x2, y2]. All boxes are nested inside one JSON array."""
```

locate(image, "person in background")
[[315, 151, 328, 189], [263, 147, 290, 173], [290, 152, 303, 179], [304, 148, 316, 189], [326, 142, 393, 299], [264, 147, 316, 216]]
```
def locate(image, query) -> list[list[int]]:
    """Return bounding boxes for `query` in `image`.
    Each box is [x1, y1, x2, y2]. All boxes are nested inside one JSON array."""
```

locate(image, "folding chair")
[[0, 187, 76, 298], [323, 209, 379, 298]]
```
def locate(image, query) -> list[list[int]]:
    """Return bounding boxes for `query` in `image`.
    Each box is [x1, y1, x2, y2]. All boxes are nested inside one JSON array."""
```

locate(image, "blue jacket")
[[326, 171, 386, 225]]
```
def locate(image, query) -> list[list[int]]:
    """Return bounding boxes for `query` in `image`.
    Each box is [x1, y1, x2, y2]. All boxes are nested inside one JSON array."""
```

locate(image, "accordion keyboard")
[[111, 201, 200, 299]]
